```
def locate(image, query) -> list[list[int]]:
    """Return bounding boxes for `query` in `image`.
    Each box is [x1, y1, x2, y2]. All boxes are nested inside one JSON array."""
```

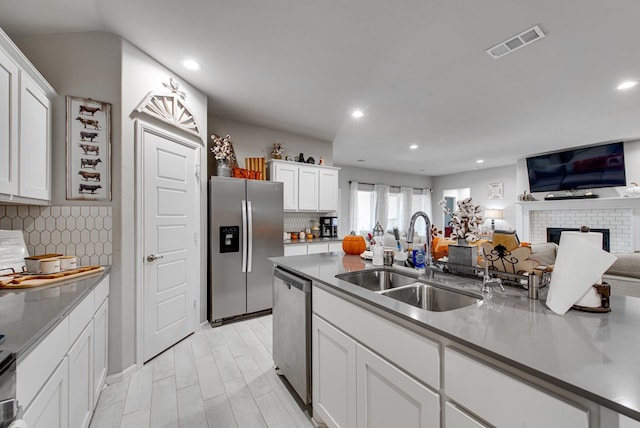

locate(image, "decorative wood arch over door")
[[134, 79, 203, 363]]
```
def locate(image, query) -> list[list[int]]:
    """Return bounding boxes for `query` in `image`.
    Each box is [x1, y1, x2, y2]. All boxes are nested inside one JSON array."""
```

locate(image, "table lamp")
[[484, 208, 503, 231]]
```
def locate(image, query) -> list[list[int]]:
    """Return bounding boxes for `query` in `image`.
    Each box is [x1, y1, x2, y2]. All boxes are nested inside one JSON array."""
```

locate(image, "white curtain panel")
[[422, 188, 433, 222], [399, 187, 413, 233], [373, 184, 390, 231], [348, 181, 359, 234]]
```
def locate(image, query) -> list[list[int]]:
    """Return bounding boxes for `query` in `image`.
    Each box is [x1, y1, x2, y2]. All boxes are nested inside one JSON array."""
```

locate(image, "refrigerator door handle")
[[247, 200, 253, 272], [241, 200, 247, 273]]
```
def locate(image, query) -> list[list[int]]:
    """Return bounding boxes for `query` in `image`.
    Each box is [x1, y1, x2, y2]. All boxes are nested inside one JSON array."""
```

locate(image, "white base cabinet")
[[23, 358, 69, 428], [356, 344, 439, 428], [18, 274, 109, 428], [284, 241, 342, 256], [312, 286, 441, 428]]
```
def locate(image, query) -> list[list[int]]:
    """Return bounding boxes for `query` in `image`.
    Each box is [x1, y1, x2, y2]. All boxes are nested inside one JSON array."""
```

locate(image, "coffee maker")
[[319, 216, 338, 238]]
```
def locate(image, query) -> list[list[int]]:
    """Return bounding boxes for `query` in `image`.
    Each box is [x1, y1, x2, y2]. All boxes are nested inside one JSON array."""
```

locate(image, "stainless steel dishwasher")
[[273, 266, 312, 404]]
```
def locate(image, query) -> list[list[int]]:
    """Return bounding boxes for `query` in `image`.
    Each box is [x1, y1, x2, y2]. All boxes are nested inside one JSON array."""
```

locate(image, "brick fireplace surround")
[[517, 197, 640, 254]]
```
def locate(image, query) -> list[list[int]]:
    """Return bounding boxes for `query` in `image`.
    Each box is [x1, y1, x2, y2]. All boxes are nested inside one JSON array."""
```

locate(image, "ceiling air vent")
[[486, 25, 546, 59]]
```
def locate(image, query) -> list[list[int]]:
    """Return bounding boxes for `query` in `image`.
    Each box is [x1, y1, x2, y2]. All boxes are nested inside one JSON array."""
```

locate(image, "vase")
[[217, 159, 232, 177], [457, 238, 468, 246]]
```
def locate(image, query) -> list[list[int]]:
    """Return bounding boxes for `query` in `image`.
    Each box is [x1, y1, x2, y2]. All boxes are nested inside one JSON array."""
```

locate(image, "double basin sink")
[[335, 268, 481, 312]]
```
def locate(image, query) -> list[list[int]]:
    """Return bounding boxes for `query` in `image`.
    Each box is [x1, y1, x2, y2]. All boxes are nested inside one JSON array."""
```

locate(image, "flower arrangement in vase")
[[271, 142, 283, 159], [440, 197, 483, 243], [210, 134, 236, 177]]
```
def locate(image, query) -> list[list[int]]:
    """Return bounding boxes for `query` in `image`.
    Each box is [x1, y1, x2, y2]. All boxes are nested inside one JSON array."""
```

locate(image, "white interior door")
[[142, 126, 197, 362]]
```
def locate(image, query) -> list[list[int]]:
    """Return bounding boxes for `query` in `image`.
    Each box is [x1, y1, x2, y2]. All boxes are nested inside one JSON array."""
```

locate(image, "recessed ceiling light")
[[357, 159, 366, 162], [351, 109, 364, 119], [181, 59, 202, 70], [476, 159, 484, 164], [617, 80, 638, 90], [409, 144, 418, 150]]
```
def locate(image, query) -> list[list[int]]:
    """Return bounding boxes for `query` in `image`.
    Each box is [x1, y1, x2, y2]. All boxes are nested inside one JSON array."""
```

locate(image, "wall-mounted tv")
[[526, 142, 626, 193]]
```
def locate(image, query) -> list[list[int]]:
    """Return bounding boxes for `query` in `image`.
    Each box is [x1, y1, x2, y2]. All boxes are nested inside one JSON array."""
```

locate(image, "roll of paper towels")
[[546, 231, 617, 315]]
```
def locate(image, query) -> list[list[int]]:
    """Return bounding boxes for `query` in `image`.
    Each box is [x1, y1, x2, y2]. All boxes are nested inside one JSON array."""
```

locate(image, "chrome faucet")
[[406, 211, 433, 267], [480, 246, 504, 294]]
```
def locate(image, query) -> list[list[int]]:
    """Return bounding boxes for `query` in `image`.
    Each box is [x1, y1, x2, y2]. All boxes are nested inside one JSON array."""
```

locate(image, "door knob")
[[147, 254, 164, 262]]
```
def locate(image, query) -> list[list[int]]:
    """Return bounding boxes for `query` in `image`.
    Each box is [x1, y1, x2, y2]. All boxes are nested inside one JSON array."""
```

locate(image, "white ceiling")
[[1, 0, 639, 176]]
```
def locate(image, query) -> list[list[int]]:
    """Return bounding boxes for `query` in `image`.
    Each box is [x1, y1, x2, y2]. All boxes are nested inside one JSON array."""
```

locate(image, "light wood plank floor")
[[89, 315, 315, 428]]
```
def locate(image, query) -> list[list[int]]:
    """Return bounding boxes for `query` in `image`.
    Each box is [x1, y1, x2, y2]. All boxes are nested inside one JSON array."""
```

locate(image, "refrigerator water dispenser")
[[219, 226, 240, 253]]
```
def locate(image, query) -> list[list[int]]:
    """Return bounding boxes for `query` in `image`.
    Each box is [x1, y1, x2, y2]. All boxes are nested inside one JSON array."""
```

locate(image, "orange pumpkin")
[[342, 234, 367, 255]]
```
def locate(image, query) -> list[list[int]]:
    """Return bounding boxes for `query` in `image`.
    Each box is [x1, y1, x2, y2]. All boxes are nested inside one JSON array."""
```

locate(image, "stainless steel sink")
[[336, 268, 481, 312], [335, 268, 419, 292], [380, 283, 480, 312]]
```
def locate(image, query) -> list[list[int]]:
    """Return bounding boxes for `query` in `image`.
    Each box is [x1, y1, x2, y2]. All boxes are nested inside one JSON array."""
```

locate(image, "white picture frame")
[[66, 96, 111, 201], [488, 182, 504, 200]]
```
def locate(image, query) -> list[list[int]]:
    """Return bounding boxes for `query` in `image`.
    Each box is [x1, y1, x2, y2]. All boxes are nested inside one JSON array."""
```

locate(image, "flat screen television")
[[526, 142, 626, 192]]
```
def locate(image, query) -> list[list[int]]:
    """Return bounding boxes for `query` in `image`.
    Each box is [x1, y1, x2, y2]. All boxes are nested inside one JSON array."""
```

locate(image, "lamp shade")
[[484, 208, 503, 219]]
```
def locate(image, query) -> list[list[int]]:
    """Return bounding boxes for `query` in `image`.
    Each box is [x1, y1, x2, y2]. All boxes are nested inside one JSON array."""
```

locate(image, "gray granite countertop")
[[0, 267, 111, 360], [270, 253, 640, 421], [283, 237, 343, 245]]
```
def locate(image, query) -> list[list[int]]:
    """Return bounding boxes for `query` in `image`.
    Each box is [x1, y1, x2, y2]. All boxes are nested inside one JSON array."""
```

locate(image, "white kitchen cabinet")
[[284, 244, 308, 256], [68, 321, 94, 428], [445, 347, 589, 428], [298, 165, 319, 211], [19, 73, 51, 200], [312, 314, 357, 428], [93, 298, 109, 405], [445, 402, 488, 428], [18, 274, 109, 428], [328, 242, 343, 252], [356, 344, 439, 428], [307, 242, 329, 254], [318, 168, 339, 211], [268, 160, 339, 212], [0, 27, 55, 203], [23, 358, 69, 428], [0, 47, 19, 195]]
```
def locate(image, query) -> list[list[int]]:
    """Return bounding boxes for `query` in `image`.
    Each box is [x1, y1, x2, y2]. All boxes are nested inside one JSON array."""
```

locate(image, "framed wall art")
[[487, 182, 504, 200], [66, 96, 112, 201]]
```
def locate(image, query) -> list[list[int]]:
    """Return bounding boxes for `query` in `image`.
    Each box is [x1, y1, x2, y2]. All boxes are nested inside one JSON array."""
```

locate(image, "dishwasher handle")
[[274, 268, 311, 293]]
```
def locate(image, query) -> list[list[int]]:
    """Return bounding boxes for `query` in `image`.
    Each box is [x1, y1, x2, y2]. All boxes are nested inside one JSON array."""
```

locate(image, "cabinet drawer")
[[18, 317, 69, 408], [307, 243, 329, 254], [445, 402, 488, 428], [328, 242, 343, 252], [69, 290, 94, 346], [284, 245, 307, 256], [93, 275, 109, 309], [445, 347, 589, 427], [313, 286, 439, 389]]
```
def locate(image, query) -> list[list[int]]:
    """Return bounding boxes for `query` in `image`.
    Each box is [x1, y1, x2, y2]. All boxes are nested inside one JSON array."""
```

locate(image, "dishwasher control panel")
[[219, 226, 240, 253]]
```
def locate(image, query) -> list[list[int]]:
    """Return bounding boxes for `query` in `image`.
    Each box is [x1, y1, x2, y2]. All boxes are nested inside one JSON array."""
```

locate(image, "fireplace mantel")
[[516, 197, 640, 252], [516, 197, 640, 212]]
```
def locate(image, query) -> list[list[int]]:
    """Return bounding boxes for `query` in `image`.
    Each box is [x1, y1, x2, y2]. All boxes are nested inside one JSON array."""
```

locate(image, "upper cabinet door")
[[298, 165, 319, 211], [318, 168, 339, 212], [0, 48, 19, 195], [273, 162, 299, 211], [19, 73, 51, 200]]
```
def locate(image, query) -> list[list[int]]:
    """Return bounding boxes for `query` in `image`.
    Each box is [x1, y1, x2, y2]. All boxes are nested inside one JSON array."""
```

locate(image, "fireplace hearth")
[[546, 227, 610, 252]]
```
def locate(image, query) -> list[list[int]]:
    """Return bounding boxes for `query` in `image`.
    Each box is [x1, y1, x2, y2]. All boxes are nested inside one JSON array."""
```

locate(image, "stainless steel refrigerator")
[[209, 176, 283, 324]]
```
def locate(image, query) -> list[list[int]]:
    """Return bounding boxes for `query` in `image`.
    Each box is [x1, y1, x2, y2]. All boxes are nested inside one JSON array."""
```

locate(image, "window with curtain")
[[350, 183, 431, 237]]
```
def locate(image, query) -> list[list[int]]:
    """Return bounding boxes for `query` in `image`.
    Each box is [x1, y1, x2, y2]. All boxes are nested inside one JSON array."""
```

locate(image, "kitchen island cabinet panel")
[[356, 344, 439, 428], [312, 314, 357, 428], [445, 347, 589, 428], [445, 402, 488, 428], [93, 298, 109, 406]]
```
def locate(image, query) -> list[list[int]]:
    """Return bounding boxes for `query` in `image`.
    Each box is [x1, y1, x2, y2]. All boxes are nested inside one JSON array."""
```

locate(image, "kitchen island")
[[270, 253, 640, 427]]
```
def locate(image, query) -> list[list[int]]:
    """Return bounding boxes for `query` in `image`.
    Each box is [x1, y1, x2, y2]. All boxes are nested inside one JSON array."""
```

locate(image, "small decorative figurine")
[[271, 143, 283, 159], [298, 153, 305, 163], [306, 157, 315, 164], [318, 157, 325, 165]]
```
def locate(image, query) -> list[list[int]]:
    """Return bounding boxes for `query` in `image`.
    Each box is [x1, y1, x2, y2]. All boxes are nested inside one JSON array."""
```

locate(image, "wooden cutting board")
[[0, 266, 105, 289]]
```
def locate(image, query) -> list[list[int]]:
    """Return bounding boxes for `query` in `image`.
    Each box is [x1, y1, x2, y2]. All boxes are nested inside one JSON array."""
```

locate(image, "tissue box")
[[448, 244, 478, 273]]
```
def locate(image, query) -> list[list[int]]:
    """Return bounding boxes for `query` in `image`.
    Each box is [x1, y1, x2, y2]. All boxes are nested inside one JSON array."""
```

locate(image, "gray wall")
[[207, 116, 333, 177], [17, 32, 208, 374], [336, 164, 433, 236], [431, 165, 518, 233]]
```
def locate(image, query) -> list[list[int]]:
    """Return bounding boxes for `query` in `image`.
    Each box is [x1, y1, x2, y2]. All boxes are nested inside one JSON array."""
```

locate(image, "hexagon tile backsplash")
[[0, 205, 112, 266]]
